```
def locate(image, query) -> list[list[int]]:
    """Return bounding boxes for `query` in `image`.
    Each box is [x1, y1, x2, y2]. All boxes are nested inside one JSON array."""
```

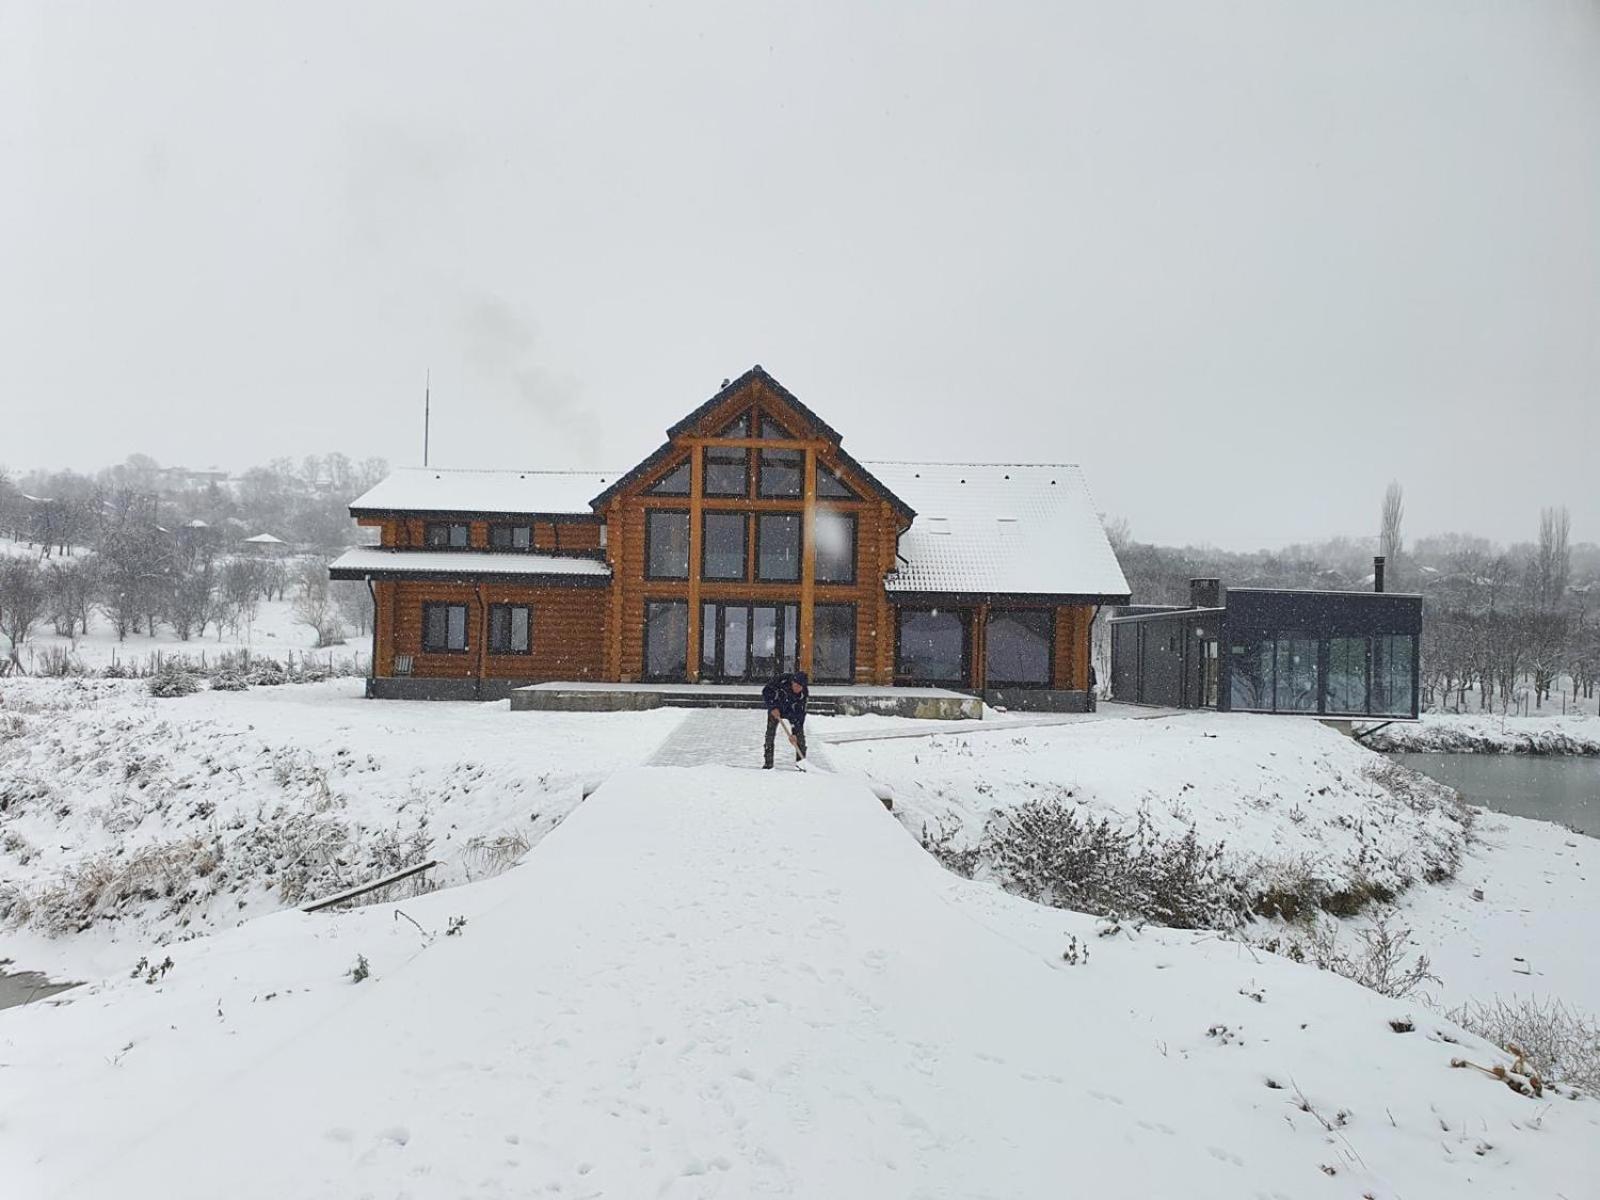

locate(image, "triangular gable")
[[590, 366, 915, 521]]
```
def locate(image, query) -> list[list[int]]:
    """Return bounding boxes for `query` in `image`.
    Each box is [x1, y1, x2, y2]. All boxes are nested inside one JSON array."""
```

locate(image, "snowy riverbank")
[[1365, 711, 1600, 755]]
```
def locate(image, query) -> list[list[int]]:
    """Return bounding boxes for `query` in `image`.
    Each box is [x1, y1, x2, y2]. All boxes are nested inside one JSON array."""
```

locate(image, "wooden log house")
[[330, 367, 1131, 706]]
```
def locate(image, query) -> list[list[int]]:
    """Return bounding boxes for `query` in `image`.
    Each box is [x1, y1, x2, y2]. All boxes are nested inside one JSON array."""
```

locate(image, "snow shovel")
[[779, 718, 807, 770]]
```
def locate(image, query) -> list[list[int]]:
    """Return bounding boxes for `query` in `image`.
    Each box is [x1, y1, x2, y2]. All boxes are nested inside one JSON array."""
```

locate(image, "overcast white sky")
[[4, 2, 1596, 549]]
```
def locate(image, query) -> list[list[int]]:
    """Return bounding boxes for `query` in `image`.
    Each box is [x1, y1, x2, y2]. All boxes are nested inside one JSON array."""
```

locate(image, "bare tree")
[[292, 559, 346, 648], [1380, 480, 1404, 586], [0, 558, 47, 667], [1534, 506, 1571, 613]]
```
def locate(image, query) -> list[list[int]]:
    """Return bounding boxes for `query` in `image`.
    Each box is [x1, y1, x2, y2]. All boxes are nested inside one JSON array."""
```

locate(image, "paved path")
[[647, 708, 834, 771]]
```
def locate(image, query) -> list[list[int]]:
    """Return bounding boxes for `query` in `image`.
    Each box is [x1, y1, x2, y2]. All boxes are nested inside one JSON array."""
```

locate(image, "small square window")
[[424, 522, 470, 549], [421, 602, 469, 652], [489, 524, 532, 551]]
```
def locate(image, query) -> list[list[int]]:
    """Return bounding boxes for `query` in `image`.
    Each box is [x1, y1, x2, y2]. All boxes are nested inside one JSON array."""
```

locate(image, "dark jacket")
[[762, 671, 810, 724]]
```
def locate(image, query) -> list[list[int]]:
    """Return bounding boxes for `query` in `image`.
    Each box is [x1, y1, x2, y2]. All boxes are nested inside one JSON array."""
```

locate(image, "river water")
[[1391, 752, 1599, 837], [0, 968, 80, 1012]]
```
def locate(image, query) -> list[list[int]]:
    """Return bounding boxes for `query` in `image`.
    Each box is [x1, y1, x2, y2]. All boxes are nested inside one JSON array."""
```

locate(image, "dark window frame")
[[814, 510, 857, 585], [758, 448, 804, 499], [643, 599, 690, 682], [702, 446, 750, 497], [420, 601, 470, 653], [816, 462, 858, 499], [487, 523, 534, 552], [700, 511, 749, 582], [646, 459, 692, 496], [754, 511, 803, 583], [984, 608, 1055, 688], [812, 602, 857, 684], [423, 521, 471, 550], [758, 413, 795, 441], [644, 508, 691, 580], [487, 603, 534, 656], [895, 607, 971, 686]]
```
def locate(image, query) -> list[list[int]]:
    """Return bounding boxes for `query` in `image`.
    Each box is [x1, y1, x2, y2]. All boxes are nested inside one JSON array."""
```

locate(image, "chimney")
[[1373, 556, 1386, 593], [1189, 578, 1222, 608]]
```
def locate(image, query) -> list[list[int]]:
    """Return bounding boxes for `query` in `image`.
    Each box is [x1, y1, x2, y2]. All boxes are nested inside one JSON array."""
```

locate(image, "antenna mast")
[[423, 369, 431, 467]]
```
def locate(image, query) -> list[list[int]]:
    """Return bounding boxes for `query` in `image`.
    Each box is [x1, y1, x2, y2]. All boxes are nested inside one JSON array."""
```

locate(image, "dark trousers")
[[764, 714, 806, 766]]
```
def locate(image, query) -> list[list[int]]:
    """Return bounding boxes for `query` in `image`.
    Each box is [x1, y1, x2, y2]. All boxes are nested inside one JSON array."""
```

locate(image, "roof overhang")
[[885, 590, 1132, 607]]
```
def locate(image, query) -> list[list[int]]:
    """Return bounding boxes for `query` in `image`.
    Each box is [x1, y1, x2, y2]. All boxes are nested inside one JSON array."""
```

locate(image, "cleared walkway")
[[647, 708, 835, 771]]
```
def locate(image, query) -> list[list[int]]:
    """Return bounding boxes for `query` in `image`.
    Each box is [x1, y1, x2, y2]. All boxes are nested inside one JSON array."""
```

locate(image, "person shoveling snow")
[[761, 670, 809, 769]]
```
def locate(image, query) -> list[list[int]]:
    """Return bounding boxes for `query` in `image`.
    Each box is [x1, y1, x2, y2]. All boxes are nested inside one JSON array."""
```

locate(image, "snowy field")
[[2, 686, 1596, 1196]]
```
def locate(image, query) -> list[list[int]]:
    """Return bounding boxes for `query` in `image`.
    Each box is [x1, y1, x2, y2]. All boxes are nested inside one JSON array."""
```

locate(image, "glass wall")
[[985, 609, 1052, 686], [1324, 637, 1367, 715], [814, 511, 856, 584], [756, 514, 802, 582], [1229, 632, 1415, 716], [1370, 634, 1415, 716]]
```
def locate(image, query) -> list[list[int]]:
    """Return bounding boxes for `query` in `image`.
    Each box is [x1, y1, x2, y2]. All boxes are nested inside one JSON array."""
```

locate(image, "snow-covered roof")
[[243, 533, 284, 544], [328, 548, 610, 581], [186, 519, 210, 528], [349, 468, 618, 516], [864, 462, 1130, 599]]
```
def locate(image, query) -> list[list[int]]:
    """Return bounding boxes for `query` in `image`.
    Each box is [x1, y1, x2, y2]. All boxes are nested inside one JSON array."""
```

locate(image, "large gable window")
[[647, 460, 691, 496], [759, 449, 803, 498], [703, 447, 748, 497], [986, 609, 1052, 686], [488, 604, 532, 655], [756, 513, 801, 582], [816, 463, 858, 499], [645, 510, 690, 579], [424, 522, 470, 549], [702, 512, 747, 581], [815, 511, 856, 584], [421, 602, 469, 653]]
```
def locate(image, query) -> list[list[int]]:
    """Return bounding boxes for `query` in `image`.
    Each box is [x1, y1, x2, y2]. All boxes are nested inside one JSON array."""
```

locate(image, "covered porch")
[[509, 680, 982, 720]]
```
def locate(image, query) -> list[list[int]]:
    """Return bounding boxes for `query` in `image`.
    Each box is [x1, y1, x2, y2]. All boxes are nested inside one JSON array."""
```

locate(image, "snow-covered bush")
[[926, 799, 1249, 930], [1448, 996, 1600, 1093], [210, 671, 249, 692], [147, 668, 200, 698]]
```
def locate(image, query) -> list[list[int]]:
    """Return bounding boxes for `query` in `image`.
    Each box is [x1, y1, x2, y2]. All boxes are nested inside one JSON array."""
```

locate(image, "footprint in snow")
[[1205, 1145, 1244, 1167], [378, 1125, 411, 1146]]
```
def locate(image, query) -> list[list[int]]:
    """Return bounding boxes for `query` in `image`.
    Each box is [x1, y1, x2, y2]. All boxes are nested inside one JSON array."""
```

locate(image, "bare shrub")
[[461, 829, 532, 880], [954, 797, 1248, 930], [1448, 996, 1600, 1093], [1263, 915, 1438, 1000]]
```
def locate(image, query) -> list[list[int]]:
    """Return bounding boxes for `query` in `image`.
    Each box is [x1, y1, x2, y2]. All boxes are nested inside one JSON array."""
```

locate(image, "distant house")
[[1108, 564, 1422, 718], [331, 366, 1131, 703], [242, 532, 287, 554]]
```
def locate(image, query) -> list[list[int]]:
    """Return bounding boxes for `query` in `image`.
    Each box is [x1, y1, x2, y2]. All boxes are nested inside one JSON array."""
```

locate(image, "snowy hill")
[[3, 757, 1597, 1198]]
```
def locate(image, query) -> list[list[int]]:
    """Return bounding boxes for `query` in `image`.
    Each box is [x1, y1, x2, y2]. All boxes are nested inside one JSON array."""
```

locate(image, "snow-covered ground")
[[1367, 711, 1600, 755], [2, 688, 1595, 1196], [4, 761, 1597, 1199], [824, 710, 1472, 917], [0, 677, 683, 980]]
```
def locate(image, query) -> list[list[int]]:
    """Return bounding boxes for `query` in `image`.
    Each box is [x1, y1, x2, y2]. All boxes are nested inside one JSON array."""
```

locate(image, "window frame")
[[423, 521, 471, 550], [644, 508, 691, 580], [702, 446, 750, 497], [487, 523, 533, 552], [815, 462, 858, 499], [646, 459, 692, 496], [814, 510, 857, 585], [758, 448, 804, 499], [700, 511, 748, 582], [984, 608, 1054, 688], [486, 603, 534, 656], [895, 607, 971, 686], [754, 512, 803, 583], [420, 601, 470, 654]]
